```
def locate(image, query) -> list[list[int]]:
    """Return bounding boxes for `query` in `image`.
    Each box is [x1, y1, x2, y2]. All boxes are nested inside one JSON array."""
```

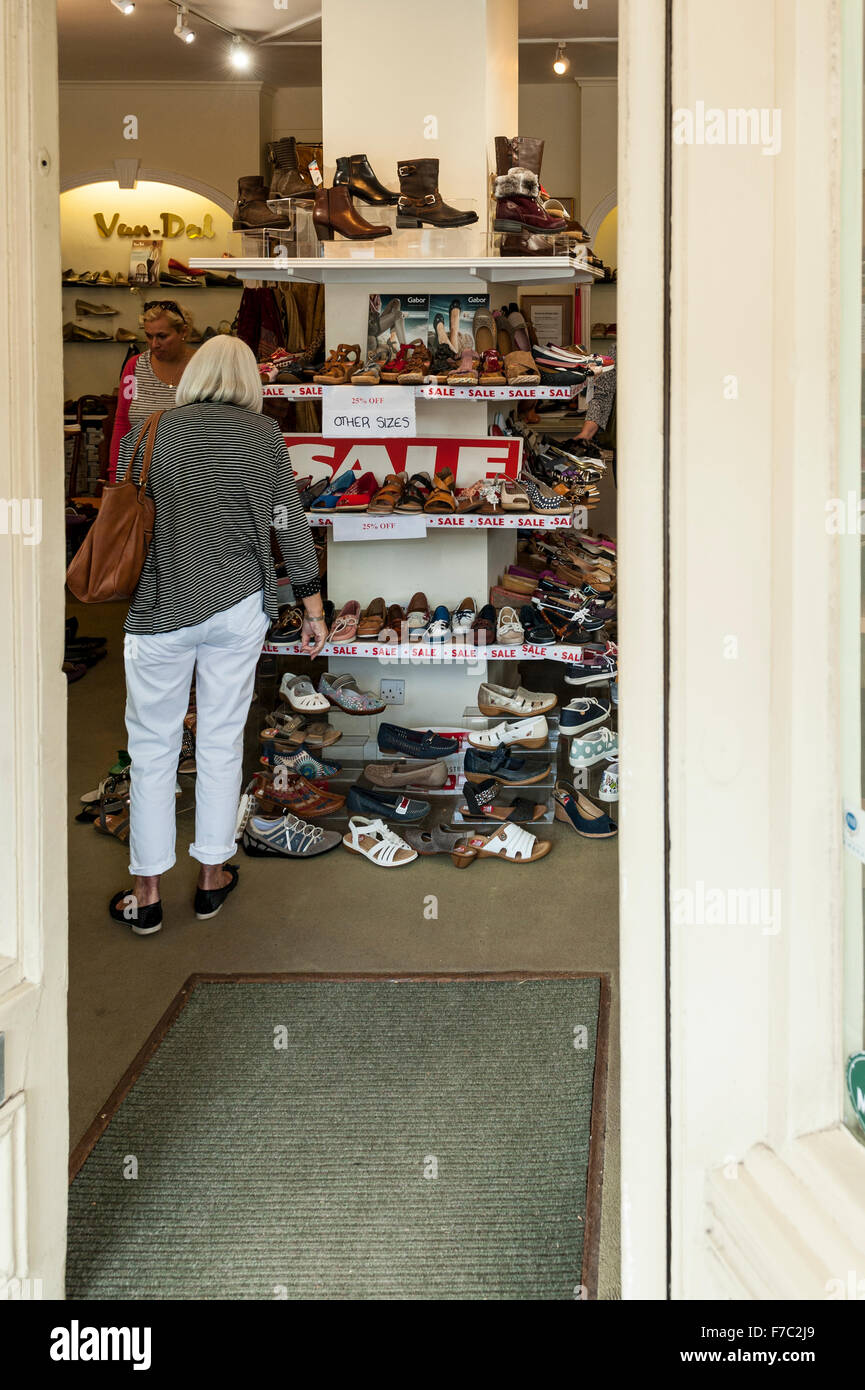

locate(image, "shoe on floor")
[[108, 890, 163, 935], [342, 816, 417, 867], [193, 864, 239, 920], [242, 814, 342, 858]]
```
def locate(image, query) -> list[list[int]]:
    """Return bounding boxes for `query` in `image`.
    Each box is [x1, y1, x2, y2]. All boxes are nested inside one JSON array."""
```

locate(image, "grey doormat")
[[68, 972, 609, 1300]]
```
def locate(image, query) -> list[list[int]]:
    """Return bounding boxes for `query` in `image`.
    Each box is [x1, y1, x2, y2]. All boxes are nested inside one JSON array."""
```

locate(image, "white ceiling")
[[57, 0, 617, 86]]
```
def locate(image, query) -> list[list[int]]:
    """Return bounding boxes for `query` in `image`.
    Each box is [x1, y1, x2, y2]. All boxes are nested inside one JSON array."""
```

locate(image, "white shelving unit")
[[189, 255, 601, 287]]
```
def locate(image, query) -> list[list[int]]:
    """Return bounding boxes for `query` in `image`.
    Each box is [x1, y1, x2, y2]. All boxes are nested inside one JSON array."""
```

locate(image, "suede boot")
[[233, 175, 292, 231], [493, 168, 567, 235], [396, 158, 478, 229]]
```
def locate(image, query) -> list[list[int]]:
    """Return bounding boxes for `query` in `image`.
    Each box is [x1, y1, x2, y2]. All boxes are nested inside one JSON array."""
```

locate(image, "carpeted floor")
[[67, 975, 608, 1301], [66, 599, 621, 1297]]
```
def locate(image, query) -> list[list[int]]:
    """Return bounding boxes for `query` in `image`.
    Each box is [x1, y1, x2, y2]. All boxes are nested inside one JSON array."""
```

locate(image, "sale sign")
[[282, 436, 523, 487]]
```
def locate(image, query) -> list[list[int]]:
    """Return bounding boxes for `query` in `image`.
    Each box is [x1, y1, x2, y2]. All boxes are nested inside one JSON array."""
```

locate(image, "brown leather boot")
[[494, 136, 545, 178], [312, 185, 391, 241], [267, 138, 314, 200], [297, 143, 323, 185], [396, 158, 478, 229], [232, 176, 292, 231]]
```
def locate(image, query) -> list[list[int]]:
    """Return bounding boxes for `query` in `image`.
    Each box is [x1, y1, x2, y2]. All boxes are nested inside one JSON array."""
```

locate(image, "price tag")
[[321, 384, 416, 438], [332, 514, 427, 542]]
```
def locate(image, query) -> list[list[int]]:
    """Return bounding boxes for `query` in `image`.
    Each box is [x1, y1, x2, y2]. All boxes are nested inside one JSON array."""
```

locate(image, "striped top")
[[116, 400, 321, 635], [109, 351, 188, 482]]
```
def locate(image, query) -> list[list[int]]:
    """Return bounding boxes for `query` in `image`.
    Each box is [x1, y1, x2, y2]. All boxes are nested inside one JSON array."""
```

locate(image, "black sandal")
[[194, 864, 239, 921], [109, 890, 163, 935]]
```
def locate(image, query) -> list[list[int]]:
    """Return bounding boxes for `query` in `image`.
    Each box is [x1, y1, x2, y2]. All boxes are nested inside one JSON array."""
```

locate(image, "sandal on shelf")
[[334, 470, 378, 511], [395, 472, 432, 513], [380, 342, 413, 382], [342, 816, 418, 868], [494, 309, 514, 356], [313, 343, 362, 385], [318, 671, 387, 714], [451, 821, 552, 868], [447, 348, 480, 385], [455, 480, 486, 513], [479, 349, 507, 384], [279, 672, 331, 713], [500, 477, 531, 511], [397, 339, 431, 384], [368, 473, 406, 514], [351, 347, 391, 384], [459, 777, 547, 823], [504, 351, 540, 385], [327, 600, 361, 643], [423, 467, 457, 513]]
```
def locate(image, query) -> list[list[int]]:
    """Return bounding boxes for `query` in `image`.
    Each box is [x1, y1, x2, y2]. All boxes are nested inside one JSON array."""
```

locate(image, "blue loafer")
[[347, 783, 430, 822], [554, 782, 617, 838], [377, 723, 459, 760], [463, 746, 550, 786]]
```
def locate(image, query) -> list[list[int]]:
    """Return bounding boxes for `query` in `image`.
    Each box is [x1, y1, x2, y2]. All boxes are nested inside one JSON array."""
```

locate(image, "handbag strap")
[[127, 410, 165, 496]]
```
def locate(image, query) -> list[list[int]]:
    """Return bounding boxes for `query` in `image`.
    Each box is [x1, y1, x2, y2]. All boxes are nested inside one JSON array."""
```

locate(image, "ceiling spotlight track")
[[553, 41, 570, 76], [173, 5, 195, 43], [109, 0, 135, 14]]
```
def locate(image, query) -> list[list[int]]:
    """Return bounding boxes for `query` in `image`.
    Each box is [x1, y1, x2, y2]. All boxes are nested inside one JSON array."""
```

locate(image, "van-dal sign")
[[94, 212, 215, 240]]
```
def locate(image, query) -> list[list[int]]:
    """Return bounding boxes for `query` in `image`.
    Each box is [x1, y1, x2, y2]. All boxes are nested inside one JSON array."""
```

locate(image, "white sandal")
[[467, 714, 548, 750], [342, 816, 418, 867], [452, 821, 552, 868], [280, 672, 330, 713]]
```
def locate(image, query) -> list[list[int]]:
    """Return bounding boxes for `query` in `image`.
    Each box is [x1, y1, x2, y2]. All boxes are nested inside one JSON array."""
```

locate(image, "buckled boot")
[[267, 137, 314, 200], [493, 167, 567, 234], [334, 153, 399, 206], [232, 176, 292, 231], [396, 158, 478, 229], [312, 185, 392, 241]]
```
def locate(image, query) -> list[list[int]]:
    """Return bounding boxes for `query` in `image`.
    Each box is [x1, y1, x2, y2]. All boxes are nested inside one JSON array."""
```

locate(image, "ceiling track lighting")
[[553, 41, 570, 76], [110, 0, 135, 13], [173, 5, 196, 43]]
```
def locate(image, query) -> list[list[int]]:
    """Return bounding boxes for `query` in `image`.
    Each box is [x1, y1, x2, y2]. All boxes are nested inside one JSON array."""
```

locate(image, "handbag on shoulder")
[[65, 410, 164, 603]]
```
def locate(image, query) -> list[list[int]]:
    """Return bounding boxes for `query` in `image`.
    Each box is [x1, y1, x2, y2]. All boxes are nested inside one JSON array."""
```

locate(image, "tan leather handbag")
[[66, 410, 164, 603]]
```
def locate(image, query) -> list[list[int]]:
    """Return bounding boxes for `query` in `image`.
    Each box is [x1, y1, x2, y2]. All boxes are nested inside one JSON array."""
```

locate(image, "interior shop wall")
[[58, 81, 264, 200], [518, 83, 581, 209], [578, 78, 618, 227]]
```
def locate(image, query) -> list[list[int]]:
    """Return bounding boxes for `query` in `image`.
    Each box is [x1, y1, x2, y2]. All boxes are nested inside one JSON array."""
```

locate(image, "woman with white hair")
[[111, 334, 327, 935]]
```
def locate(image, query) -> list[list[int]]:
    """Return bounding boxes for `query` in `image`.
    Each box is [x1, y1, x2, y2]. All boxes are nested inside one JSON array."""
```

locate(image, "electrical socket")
[[380, 679, 405, 705]]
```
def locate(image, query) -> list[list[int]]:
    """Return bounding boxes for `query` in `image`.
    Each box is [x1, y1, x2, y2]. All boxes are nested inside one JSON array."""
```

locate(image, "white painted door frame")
[[0, 0, 69, 1298]]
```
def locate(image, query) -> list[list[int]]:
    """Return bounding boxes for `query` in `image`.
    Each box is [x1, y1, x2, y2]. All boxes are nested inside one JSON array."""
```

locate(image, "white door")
[[0, 0, 68, 1300]]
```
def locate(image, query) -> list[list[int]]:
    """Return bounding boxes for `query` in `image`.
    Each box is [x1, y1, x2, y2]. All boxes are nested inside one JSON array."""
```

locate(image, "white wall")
[[519, 83, 581, 204]]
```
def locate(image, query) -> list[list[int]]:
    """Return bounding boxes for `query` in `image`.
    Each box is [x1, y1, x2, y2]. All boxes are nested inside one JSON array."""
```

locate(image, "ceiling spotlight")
[[553, 42, 570, 76], [229, 35, 251, 70], [173, 6, 195, 43], [110, 0, 135, 13]]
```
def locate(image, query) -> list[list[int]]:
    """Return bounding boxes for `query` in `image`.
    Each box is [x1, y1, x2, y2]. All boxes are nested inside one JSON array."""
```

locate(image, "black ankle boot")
[[334, 154, 398, 206]]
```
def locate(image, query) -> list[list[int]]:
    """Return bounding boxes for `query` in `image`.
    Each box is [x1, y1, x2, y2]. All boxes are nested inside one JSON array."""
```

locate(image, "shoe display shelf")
[[303, 515, 578, 532], [262, 638, 614, 667], [190, 254, 598, 288], [262, 382, 585, 401]]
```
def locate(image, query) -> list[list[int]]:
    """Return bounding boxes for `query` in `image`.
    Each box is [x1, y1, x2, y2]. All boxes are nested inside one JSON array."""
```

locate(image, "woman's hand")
[[300, 615, 328, 657]]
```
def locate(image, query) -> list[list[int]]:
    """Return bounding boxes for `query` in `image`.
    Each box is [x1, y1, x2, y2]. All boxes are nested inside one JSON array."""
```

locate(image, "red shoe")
[[380, 343, 412, 382], [335, 470, 379, 511]]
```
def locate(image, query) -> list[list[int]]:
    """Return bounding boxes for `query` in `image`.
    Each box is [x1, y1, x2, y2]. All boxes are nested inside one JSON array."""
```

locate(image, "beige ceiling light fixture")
[[553, 41, 570, 75], [173, 5, 195, 44], [229, 35, 251, 70], [109, 0, 135, 13]]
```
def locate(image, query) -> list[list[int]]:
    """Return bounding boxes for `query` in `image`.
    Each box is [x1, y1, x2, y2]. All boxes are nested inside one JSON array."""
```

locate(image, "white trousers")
[[123, 590, 270, 876]]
